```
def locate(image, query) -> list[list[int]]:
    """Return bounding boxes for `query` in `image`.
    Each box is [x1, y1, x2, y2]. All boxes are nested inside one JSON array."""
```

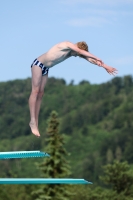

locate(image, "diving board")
[[0, 151, 50, 159], [0, 178, 92, 184]]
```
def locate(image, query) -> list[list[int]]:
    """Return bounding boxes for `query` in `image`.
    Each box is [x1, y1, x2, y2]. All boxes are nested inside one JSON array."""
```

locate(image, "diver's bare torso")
[[37, 42, 72, 68]]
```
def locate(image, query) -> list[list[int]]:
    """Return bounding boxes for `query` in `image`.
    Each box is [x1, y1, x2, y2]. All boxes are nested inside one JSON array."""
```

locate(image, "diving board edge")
[[0, 151, 50, 159], [0, 178, 92, 184]]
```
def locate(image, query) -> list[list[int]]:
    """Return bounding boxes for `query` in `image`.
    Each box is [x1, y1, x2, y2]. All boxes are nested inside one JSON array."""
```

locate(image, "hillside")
[[0, 75, 133, 183]]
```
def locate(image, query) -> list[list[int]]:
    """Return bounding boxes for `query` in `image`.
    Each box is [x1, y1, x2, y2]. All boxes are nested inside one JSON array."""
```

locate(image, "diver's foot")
[[29, 122, 40, 137]]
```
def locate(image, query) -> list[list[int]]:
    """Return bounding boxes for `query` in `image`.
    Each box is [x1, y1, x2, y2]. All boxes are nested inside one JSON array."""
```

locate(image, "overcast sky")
[[0, 0, 133, 84]]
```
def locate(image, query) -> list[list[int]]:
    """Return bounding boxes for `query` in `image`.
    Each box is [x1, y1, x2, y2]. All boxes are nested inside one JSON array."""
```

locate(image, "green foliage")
[[32, 111, 72, 200], [100, 160, 133, 196], [0, 185, 33, 200], [0, 186, 10, 200], [70, 161, 133, 200], [1, 75, 133, 198]]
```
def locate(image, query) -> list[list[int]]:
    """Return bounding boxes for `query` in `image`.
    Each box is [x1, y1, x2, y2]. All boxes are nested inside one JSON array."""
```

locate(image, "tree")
[[32, 111, 72, 200], [115, 146, 122, 161], [106, 149, 114, 164], [0, 186, 10, 200], [100, 160, 133, 196]]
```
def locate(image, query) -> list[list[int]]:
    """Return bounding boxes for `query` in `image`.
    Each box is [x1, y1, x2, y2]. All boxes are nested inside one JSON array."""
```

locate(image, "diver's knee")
[[37, 91, 44, 99]]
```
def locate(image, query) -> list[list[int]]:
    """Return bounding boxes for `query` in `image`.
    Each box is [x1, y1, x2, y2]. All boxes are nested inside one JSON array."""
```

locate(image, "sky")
[[0, 0, 133, 85]]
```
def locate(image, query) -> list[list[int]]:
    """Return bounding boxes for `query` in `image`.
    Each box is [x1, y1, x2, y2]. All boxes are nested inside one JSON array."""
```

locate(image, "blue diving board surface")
[[0, 151, 50, 159], [0, 178, 92, 184]]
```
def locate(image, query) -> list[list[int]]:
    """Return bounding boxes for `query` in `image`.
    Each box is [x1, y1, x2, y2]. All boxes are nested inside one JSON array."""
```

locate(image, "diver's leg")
[[35, 74, 48, 128], [28, 65, 42, 137]]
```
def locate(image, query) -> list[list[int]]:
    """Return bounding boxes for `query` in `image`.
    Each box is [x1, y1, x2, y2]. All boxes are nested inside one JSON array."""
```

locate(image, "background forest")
[[0, 75, 133, 199]]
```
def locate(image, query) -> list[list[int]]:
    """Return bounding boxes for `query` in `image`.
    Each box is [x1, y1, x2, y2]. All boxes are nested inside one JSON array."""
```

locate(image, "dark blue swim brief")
[[31, 58, 49, 76]]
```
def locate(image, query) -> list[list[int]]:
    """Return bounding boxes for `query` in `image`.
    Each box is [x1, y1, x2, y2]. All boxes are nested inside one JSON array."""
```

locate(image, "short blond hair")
[[77, 41, 89, 52], [76, 41, 89, 58]]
